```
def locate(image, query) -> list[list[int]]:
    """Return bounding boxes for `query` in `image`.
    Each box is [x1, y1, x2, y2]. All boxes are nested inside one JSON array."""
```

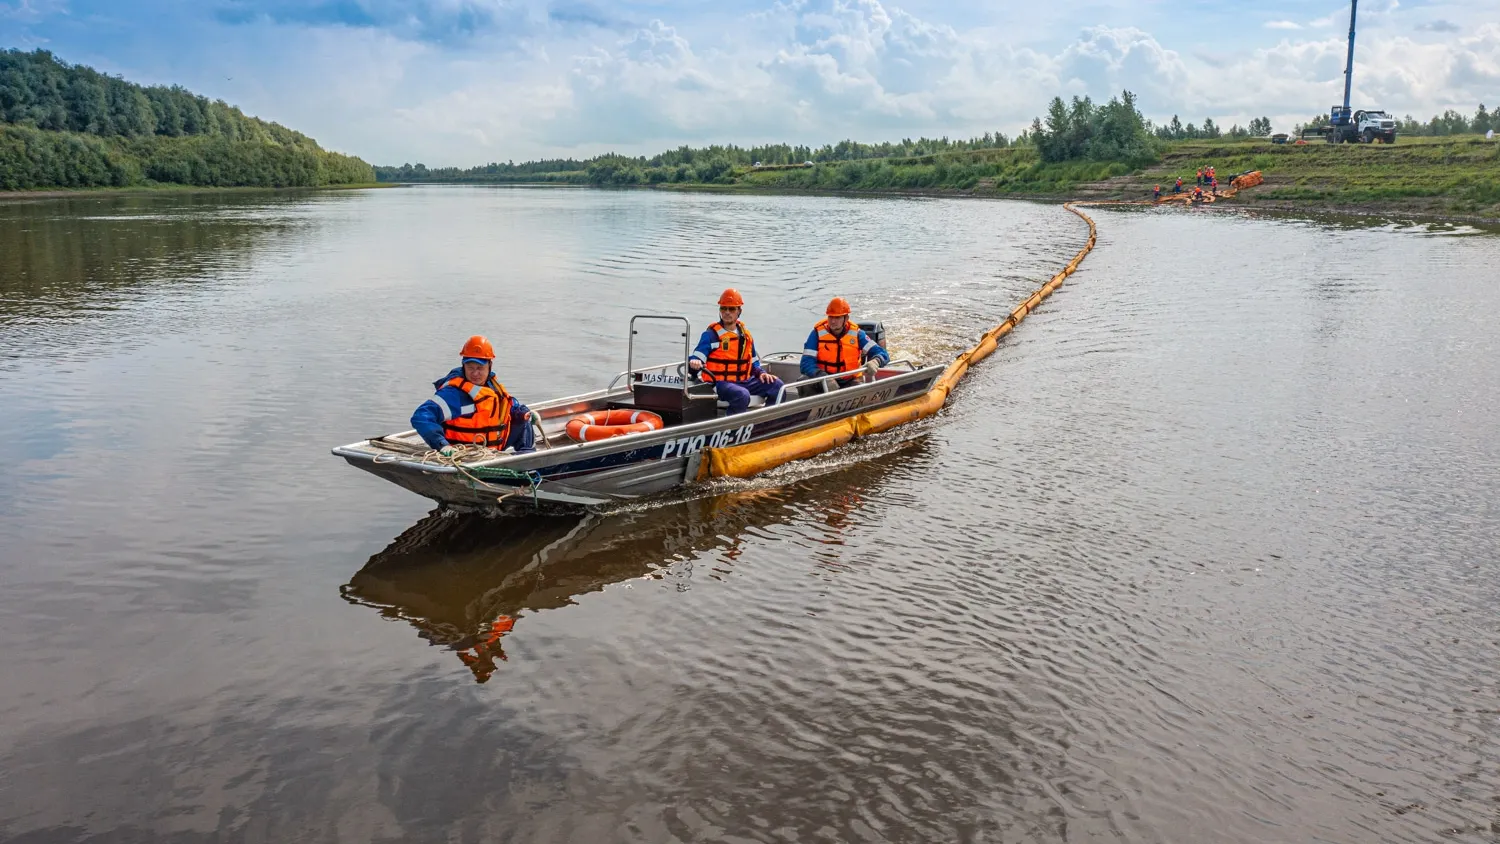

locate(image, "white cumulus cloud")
[[54, 0, 1494, 164]]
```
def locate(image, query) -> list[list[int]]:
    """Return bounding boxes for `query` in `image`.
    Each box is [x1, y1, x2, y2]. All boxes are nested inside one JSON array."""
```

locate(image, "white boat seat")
[[716, 395, 767, 410]]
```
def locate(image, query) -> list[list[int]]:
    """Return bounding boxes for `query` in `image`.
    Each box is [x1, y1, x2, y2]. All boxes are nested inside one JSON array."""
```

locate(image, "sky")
[[3, 0, 1496, 165]]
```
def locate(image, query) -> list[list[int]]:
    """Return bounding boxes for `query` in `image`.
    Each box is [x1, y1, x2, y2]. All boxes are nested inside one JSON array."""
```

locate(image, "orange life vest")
[[702, 321, 755, 383], [814, 318, 863, 376], [441, 376, 513, 446]]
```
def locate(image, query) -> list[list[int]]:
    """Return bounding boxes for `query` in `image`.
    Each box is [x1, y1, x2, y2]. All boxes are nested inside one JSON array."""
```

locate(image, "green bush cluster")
[[1028, 91, 1158, 164], [0, 124, 374, 190], [0, 124, 139, 187]]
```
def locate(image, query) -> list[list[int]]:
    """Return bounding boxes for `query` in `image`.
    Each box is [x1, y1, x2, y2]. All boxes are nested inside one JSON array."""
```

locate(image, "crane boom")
[[1342, 0, 1358, 111], [1326, 0, 1394, 143]]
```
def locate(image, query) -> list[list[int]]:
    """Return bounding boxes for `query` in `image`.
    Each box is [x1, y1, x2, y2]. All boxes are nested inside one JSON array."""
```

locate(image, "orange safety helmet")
[[718, 288, 744, 308], [825, 296, 851, 317], [460, 334, 495, 360]]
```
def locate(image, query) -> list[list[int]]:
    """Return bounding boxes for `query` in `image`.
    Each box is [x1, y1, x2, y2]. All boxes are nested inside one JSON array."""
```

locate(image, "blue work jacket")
[[411, 367, 535, 452]]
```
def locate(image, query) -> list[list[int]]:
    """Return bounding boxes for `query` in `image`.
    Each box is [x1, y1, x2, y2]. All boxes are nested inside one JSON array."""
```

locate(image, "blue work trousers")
[[715, 377, 783, 414]]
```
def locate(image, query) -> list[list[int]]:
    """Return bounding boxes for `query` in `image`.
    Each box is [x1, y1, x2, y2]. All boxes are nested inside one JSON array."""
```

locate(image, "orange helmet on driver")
[[718, 288, 744, 308], [460, 335, 495, 360], [825, 296, 851, 317]]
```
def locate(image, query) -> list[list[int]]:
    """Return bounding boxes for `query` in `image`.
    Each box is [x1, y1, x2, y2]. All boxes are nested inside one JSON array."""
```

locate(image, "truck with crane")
[[1324, 0, 1398, 144]]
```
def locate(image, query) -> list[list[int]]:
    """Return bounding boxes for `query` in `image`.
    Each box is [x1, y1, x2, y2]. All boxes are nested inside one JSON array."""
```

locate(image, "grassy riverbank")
[[1078, 135, 1500, 216], [651, 135, 1498, 219], [380, 135, 1499, 220]]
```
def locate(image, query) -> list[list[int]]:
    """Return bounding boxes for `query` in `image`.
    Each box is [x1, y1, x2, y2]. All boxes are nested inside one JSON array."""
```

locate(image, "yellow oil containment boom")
[[696, 202, 1098, 481]]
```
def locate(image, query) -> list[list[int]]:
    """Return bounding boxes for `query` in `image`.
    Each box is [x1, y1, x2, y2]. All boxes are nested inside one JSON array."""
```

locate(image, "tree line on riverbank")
[[376, 92, 1157, 188], [0, 49, 373, 190], [378, 92, 1282, 189], [374, 132, 1021, 185], [1153, 115, 1275, 141]]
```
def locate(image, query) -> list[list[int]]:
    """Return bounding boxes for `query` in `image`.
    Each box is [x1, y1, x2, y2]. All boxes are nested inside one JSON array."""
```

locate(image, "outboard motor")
[[857, 321, 886, 349]]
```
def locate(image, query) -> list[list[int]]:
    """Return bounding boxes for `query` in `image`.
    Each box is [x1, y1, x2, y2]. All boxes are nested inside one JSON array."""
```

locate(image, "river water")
[[1, 187, 1497, 843]]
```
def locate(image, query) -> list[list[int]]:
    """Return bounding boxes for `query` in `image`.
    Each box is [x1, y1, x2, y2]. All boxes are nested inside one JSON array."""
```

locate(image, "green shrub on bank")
[[1029, 91, 1159, 164], [0, 125, 139, 188], [0, 124, 374, 190]]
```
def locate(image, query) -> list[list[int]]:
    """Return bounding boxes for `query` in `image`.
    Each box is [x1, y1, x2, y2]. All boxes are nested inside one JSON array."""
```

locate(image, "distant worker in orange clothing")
[[1192, 185, 1205, 202], [1210, 176, 1219, 196], [1153, 184, 1161, 201], [1196, 167, 1203, 186], [1174, 176, 1183, 193]]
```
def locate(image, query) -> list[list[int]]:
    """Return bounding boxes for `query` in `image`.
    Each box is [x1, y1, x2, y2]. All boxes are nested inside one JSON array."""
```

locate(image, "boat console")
[[623, 377, 719, 426]]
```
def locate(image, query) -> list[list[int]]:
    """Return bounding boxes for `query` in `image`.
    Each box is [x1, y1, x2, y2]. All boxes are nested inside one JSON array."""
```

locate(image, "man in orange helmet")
[[687, 288, 783, 415], [800, 297, 888, 389], [411, 335, 535, 455]]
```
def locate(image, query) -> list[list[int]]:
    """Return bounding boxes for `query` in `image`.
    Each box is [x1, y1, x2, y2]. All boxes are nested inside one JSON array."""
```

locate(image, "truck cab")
[[1354, 110, 1397, 144]]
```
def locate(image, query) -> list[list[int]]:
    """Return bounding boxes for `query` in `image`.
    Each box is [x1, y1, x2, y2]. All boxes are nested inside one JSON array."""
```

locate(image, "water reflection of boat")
[[342, 442, 926, 683]]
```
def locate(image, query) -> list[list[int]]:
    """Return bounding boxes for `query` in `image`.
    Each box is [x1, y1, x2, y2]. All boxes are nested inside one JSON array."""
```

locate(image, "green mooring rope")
[[461, 465, 544, 506]]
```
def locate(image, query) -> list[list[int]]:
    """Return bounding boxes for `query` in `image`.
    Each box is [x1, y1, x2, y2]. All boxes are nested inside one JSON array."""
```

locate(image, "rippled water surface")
[[2, 187, 1498, 843]]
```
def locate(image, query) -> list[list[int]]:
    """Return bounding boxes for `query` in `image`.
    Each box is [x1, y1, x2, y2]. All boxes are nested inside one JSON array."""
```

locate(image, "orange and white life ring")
[[564, 409, 665, 442]]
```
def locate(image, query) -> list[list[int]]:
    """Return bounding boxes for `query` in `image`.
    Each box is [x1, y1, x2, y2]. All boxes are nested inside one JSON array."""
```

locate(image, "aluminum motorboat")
[[332, 316, 943, 511]]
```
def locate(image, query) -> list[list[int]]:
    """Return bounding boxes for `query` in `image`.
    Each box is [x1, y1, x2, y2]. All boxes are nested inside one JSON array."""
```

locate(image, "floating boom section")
[[696, 203, 1098, 480]]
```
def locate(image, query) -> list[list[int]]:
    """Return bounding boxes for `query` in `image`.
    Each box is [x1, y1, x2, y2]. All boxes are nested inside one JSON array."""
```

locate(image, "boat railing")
[[774, 358, 920, 403]]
